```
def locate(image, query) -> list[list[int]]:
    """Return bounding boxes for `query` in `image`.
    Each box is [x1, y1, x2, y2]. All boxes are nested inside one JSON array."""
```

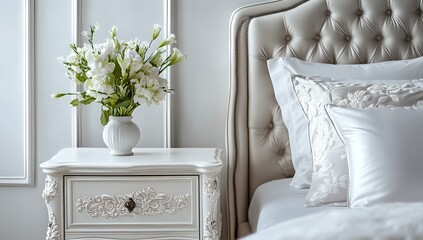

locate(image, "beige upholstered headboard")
[[226, 0, 423, 238]]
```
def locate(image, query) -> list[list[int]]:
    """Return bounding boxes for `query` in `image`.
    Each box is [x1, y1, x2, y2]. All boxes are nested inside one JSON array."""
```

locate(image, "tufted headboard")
[[226, 0, 423, 238]]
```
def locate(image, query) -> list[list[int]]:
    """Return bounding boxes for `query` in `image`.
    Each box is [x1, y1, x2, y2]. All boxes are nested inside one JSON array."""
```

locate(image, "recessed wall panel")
[[0, 0, 31, 184]]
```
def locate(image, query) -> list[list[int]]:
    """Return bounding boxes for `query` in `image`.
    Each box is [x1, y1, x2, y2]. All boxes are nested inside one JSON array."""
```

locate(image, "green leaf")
[[115, 100, 131, 108], [70, 43, 78, 53], [110, 93, 120, 99], [70, 99, 80, 106], [100, 109, 110, 126], [76, 73, 86, 83], [102, 97, 118, 106], [80, 97, 95, 105], [52, 93, 67, 98]]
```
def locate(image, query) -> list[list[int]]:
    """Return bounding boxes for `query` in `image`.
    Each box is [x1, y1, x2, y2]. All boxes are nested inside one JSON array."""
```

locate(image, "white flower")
[[64, 51, 81, 65], [137, 41, 149, 58], [128, 39, 140, 49], [139, 41, 149, 49], [169, 48, 184, 65], [81, 31, 89, 38], [134, 76, 168, 106], [158, 33, 176, 48], [71, 65, 82, 73], [99, 39, 119, 59], [141, 62, 159, 76], [125, 48, 141, 60], [85, 48, 115, 79], [117, 55, 131, 79], [81, 23, 99, 38], [152, 24, 161, 40], [84, 75, 114, 101], [56, 24, 184, 126], [150, 49, 164, 66], [110, 26, 118, 38], [129, 61, 143, 79]]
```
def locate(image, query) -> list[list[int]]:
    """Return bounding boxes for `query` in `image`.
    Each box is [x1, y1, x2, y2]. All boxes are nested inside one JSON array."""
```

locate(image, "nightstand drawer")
[[64, 175, 198, 234]]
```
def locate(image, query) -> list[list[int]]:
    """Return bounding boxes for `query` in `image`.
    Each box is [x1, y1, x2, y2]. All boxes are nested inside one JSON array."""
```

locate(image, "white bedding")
[[244, 202, 423, 240], [248, 178, 344, 232]]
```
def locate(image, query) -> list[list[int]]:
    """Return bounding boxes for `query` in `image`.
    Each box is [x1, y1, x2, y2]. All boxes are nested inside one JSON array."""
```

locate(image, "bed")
[[226, 0, 423, 239]]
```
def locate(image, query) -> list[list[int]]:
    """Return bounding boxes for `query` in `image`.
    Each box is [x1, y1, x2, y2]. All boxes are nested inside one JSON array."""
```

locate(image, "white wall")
[[0, 0, 267, 239]]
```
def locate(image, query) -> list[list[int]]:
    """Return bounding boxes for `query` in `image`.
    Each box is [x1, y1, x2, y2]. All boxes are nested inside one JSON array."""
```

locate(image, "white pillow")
[[267, 56, 423, 189], [292, 76, 423, 206], [326, 105, 423, 208]]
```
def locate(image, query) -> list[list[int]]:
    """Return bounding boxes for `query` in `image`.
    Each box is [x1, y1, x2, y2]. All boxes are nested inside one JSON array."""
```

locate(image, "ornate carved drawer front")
[[64, 176, 198, 235]]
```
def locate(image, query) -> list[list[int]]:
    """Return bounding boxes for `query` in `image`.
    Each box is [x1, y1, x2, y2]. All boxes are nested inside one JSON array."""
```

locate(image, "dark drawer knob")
[[124, 197, 136, 213]]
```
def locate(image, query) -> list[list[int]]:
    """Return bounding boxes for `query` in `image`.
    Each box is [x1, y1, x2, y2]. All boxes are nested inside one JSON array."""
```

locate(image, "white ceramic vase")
[[102, 116, 140, 156]]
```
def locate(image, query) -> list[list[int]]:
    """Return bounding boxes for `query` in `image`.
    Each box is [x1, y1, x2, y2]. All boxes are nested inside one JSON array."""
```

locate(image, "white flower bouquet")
[[54, 24, 184, 125]]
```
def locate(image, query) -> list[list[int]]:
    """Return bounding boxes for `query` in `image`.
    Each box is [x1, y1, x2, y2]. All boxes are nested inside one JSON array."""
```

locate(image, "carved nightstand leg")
[[42, 175, 62, 240], [202, 174, 221, 240]]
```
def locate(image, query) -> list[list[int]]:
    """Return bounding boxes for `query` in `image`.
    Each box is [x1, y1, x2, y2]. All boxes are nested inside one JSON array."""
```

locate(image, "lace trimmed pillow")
[[291, 75, 423, 207]]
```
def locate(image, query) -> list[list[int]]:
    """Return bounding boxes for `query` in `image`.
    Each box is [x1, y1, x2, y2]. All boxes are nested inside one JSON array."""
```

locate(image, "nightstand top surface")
[[40, 148, 222, 174]]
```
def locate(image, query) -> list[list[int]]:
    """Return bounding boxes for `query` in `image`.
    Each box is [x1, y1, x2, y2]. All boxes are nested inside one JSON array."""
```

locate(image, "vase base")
[[109, 150, 134, 156]]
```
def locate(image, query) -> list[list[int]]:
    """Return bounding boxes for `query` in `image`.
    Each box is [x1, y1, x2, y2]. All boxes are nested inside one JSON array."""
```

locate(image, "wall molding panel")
[[0, 0, 34, 186], [163, 0, 173, 148], [71, 0, 82, 147], [71, 0, 172, 148]]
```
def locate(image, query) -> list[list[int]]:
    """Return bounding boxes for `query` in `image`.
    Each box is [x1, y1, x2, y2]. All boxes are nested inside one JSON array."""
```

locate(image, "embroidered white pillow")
[[291, 75, 423, 206], [267, 56, 423, 189], [326, 105, 423, 207]]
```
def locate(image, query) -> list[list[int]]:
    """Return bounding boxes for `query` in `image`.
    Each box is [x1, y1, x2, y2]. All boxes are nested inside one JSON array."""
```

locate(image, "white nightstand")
[[40, 148, 223, 240]]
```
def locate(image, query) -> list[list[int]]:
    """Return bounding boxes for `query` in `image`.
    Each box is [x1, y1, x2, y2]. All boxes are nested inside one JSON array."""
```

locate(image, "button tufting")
[[285, 35, 292, 41], [325, 10, 331, 16], [315, 34, 321, 41], [375, 35, 383, 41], [278, 149, 284, 155], [417, 9, 422, 15], [386, 9, 392, 16], [268, 122, 274, 130], [344, 35, 351, 41], [406, 35, 412, 42], [356, 9, 363, 16]]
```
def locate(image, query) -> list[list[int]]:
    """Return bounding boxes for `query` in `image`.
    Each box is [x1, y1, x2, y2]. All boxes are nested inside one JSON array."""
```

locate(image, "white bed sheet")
[[248, 178, 345, 232], [244, 202, 423, 240]]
